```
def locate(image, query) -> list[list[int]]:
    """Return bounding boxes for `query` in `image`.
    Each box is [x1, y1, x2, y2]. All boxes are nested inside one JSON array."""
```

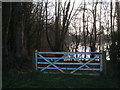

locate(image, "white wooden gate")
[[35, 50, 103, 75]]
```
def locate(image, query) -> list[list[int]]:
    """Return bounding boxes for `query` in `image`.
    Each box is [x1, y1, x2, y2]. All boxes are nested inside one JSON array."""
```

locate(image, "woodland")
[[2, 0, 120, 88]]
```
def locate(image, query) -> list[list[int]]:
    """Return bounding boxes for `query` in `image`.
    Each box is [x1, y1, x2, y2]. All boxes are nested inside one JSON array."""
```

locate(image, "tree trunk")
[[12, 2, 23, 58]]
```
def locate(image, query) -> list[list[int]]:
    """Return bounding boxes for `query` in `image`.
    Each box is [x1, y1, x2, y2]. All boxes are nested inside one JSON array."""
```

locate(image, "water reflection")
[[68, 43, 110, 60]]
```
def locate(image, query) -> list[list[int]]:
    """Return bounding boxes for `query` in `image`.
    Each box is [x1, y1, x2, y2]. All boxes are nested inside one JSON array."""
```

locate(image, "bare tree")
[[45, 0, 75, 52]]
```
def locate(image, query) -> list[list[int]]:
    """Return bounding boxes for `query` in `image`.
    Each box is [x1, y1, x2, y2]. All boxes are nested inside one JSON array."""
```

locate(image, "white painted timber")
[[37, 67, 100, 71], [37, 62, 100, 65], [38, 54, 65, 73], [35, 50, 103, 75], [70, 56, 98, 74]]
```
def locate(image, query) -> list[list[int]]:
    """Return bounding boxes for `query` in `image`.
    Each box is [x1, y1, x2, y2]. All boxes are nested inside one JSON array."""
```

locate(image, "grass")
[[2, 71, 120, 88]]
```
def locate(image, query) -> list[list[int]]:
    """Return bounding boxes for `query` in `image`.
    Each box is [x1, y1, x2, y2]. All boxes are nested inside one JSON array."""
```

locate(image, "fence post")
[[35, 50, 38, 71], [102, 51, 106, 75]]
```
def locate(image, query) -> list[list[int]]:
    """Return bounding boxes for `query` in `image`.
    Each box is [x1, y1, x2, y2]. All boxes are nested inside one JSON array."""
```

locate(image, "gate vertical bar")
[[100, 51, 102, 72], [35, 50, 38, 71]]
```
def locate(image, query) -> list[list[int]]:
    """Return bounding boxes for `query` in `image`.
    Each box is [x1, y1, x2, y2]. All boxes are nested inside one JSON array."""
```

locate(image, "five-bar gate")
[[35, 50, 103, 75]]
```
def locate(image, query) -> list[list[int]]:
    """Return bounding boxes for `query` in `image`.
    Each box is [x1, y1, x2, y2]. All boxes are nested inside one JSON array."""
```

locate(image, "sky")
[[1, 0, 120, 2], [33, 0, 120, 3], [33, 0, 119, 11]]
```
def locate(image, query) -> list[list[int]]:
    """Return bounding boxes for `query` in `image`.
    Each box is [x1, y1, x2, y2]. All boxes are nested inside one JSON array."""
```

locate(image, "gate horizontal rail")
[[35, 50, 103, 75], [38, 52, 102, 55]]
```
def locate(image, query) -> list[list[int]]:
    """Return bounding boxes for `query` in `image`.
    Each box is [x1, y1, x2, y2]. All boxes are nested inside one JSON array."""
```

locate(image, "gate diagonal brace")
[[70, 54, 90, 69], [38, 54, 65, 73], [40, 59, 60, 72], [70, 56, 98, 74], [40, 55, 65, 72]]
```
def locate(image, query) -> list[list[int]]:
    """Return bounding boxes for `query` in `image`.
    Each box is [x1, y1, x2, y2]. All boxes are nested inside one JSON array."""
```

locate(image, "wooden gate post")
[[35, 50, 38, 71], [102, 51, 106, 75]]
